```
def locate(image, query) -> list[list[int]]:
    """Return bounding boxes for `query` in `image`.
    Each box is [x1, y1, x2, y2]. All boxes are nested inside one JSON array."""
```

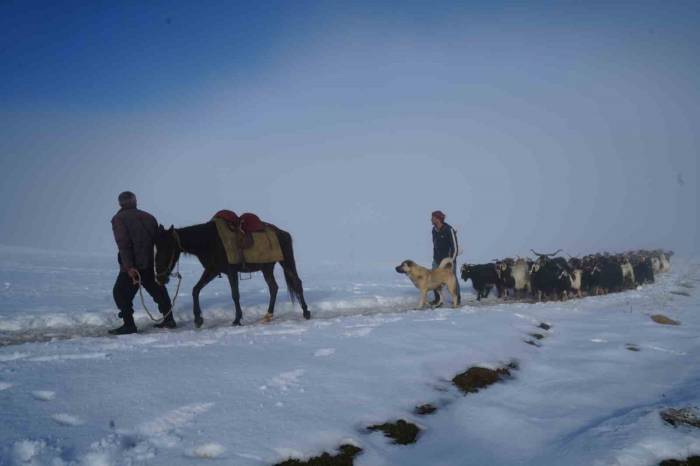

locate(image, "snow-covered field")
[[1, 245, 699, 466]]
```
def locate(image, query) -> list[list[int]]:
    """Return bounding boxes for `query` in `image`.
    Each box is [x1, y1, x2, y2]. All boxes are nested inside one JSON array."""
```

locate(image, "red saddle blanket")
[[213, 210, 265, 234]]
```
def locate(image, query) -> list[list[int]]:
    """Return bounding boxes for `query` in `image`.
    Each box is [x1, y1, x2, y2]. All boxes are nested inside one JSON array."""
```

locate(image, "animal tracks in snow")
[[338, 315, 408, 338], [49, 403, 220, 465], [138, 402, 215, 447], [265, 369, 306, 392]]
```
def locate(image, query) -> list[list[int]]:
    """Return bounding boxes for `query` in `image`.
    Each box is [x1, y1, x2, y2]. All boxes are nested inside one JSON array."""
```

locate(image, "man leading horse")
[[109, 191, 177, 335]]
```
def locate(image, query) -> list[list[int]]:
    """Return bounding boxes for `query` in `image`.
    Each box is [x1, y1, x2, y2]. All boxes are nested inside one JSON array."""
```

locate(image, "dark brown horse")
[[154, 222, 310, 327]]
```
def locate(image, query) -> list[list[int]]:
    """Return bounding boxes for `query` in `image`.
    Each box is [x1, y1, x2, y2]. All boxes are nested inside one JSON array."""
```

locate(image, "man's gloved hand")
[[127, 268, 140, 285]]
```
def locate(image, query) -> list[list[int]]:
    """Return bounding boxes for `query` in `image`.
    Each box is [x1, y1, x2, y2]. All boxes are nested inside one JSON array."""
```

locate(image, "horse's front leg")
[[227, 269, 243, 326], [261, 265, 278, 322], [192, 269, 217, 328]]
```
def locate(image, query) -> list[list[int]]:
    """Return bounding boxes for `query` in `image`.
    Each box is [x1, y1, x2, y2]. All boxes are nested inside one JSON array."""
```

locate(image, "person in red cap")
[[431, 210, 461, 306]]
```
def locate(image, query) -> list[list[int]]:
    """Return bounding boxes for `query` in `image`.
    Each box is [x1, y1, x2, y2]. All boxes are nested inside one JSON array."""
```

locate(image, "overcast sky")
[[1, 1, 698, 265]]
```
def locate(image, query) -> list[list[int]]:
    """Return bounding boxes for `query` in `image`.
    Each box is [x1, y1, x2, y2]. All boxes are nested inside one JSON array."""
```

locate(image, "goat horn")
[[531, 249, 563, 257]]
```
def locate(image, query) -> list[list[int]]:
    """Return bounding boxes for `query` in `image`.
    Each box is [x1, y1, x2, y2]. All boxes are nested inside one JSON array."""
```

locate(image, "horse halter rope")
[[137, 229, 183, 323], [159, 229, 183, 282]]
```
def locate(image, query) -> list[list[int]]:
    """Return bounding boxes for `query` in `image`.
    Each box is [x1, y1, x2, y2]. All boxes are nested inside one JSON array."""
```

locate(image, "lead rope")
[[135, 259, 182, 323]]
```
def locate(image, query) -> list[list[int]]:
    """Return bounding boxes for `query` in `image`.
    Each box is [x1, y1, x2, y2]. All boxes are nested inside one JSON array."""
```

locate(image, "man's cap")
[[118, 191, 136, 207], [431, 210, 446, 221]]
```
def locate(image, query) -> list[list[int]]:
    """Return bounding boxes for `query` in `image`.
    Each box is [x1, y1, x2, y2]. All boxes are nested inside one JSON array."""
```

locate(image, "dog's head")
[[395, 260, 415, 274]]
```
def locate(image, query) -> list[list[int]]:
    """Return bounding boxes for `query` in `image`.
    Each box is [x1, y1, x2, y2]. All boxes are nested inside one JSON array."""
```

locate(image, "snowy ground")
[[1, 245, 699, 466]]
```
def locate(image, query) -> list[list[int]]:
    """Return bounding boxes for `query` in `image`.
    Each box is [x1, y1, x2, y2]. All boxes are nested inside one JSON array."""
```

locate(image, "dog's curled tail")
[[438, 258, 454, 270]]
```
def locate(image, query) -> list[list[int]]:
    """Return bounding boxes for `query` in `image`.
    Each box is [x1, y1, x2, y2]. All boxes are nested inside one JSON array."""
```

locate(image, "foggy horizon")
[[1, 1, 698, 265]]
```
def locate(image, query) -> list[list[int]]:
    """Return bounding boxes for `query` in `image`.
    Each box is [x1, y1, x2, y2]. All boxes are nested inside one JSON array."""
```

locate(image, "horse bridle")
[[157, 229, 183, 285]]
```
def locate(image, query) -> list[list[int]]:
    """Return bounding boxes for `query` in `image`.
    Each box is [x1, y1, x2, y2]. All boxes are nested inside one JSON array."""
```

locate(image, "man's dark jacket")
[[111, 207, 158, 272], [432, 222, 459, 264]]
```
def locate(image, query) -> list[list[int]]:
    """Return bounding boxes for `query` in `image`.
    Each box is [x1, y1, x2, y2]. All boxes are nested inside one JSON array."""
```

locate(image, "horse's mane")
[[177, 221, 218, 256]]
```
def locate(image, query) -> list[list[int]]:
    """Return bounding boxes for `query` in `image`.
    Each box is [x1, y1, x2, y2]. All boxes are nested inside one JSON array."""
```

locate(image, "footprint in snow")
[[51, 413, 84, 426], [32, 390, 55, 401], [267, 369, 305, 392], [138, 402, 215, 448], [11, 440, 48, 464]]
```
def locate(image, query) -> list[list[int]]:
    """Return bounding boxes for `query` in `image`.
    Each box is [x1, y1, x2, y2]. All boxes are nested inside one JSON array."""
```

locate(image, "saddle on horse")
[[214, 210, 265, 250], [212, 210, 283, 265]]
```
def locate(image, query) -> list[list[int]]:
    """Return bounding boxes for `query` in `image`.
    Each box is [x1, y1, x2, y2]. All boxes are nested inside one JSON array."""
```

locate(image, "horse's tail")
[[276, 228, 304, 305]]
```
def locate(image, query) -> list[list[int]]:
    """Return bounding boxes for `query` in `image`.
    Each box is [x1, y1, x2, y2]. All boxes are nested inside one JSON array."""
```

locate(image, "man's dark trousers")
[[113, 268, 172, 318]]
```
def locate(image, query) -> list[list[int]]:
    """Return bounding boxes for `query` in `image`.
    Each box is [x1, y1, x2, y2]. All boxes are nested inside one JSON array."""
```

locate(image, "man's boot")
[[429, 291, 442, 307], [153, 312, 177, 329], [109, 312, 137, 335]]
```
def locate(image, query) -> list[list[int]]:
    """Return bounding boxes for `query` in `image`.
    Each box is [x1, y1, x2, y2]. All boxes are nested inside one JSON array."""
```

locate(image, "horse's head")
[[155, 224, 181, 285]]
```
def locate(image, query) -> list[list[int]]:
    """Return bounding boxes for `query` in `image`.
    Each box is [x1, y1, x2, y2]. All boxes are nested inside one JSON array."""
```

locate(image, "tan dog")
[[395, 258, 459, 308]]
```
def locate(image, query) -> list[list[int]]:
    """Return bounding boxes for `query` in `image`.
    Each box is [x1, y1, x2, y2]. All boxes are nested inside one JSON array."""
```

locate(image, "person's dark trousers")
[[113, 268, 172, 325], [432, 259, 461, 306]]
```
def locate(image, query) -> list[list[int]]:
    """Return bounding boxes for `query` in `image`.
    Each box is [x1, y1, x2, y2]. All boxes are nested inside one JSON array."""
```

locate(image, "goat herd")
[[460, 249, 673, 302]]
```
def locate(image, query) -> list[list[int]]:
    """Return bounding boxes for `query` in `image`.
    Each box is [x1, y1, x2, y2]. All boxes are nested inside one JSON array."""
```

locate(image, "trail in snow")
[[2, 274, 691, 347], [1, 250, 699, 466]]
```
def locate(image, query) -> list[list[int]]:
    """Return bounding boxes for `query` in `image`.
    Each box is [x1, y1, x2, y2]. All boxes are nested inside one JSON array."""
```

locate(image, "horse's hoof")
[[194, 316, 204, 328], [303, 311, 311, 320], [232, 321, 242, 327]]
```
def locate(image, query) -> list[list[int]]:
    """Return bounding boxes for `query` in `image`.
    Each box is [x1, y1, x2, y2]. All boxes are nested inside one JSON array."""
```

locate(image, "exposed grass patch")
[[659, 457, 700, 466], [414, 404, 437, 415], [506, 360, 520, 371], [660, 408, 700, 429], [275, 445, 363, 466], [452, 366, 511, 395], [367, 420, 421, 445]]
